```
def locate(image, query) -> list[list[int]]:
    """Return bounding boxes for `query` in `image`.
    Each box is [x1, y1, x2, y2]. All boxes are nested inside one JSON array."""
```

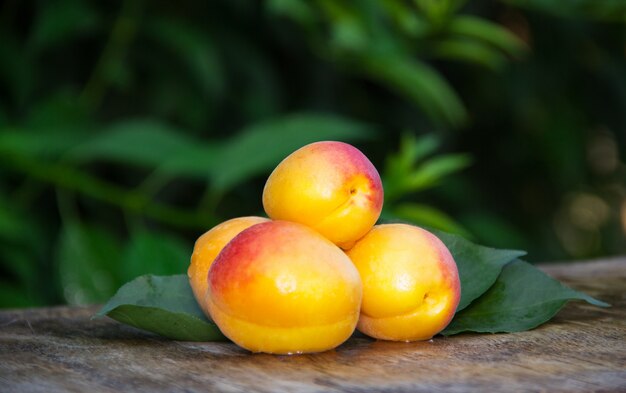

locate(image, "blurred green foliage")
[[0, 0, 624, 308]]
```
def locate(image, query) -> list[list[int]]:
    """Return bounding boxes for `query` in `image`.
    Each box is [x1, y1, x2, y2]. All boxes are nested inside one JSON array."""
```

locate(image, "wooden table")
[[1, 258, 625, 392]]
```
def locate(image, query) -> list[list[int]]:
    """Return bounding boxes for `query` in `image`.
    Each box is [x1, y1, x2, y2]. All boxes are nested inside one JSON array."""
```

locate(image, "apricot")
[[346, 224, 461, 341], [206, 220, 362, 354], [188, 216, 269, 316], [262, 141, 383, 249]]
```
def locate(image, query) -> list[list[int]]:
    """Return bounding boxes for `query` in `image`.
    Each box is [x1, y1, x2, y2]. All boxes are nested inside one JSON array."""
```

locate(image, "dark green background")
[[1, 0, 624, 308]]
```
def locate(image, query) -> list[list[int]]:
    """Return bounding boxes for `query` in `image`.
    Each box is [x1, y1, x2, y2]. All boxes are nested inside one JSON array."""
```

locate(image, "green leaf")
[[387, 133, 440, 175], [386, 153, 470, 198], [392, 203, 471, 238], [69, 119, 199, 168], [431, 229, 526, 311], [414, 0, 458, 23], [208, 113, 376, 192], [447, 16, 526, 56], [326, 9, 368, 52], [363, 55, 467, 127], [96, 274, 226, 342], [121, 230, 190, 282], [62, 113, 373, 190], [434, 38, 507, 71], [57, 223, 123, 305], [156, 145, 219, 180], [383, 133, 444, 200], [443, 260, 610, 335], [380, 0, 429, 37], [267, 0, 317, 27], [461, 211, 530, 251], [0, 128, 87, 159], [405, 154, 471, 191]]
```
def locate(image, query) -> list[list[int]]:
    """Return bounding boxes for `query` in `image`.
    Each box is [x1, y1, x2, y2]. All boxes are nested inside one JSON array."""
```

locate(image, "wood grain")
[[1, 258, 625, 392]]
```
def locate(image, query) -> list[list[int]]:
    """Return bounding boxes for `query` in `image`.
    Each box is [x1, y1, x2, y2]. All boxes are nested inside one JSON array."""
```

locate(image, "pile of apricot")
[[188, 142, 460, 354]]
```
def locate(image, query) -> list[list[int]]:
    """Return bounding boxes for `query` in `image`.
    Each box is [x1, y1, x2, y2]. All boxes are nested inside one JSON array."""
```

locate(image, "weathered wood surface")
[[1, 258, 625, 393]]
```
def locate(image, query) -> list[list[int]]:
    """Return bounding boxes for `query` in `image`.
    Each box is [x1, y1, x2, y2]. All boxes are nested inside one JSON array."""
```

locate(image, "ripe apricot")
[[188, 216, 269, 316], [262, 141, 383, 249], [346, 224, 461, 341], [206, 220, 362, 354]]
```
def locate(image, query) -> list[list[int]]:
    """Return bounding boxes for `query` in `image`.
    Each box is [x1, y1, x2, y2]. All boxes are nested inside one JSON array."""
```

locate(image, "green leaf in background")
[[96, 274, 226, 342], [208, 113, 376, 192], [383, 133, 442, 200], [384, 146, 471, 201], [379, 0, 429, 37], [442, 259, 610, 335], [0, 128, 88, 159], [121, 230, 191, 283], [402, 154, 472, 193], [385, 133, 440, 177], [65, 113, 373, 192], [69, 119, 198, 168], [363, 55, 467, 127], [267, 0, 316, 28], [57, 223, 123, 305], [432, 229, 526, 311], [392, 203, 471, 238], [461, 211, 530, 251], [322, 1, 369, 53], [447, 16, 526, 57], [156, 145, 219, 180], [434, 38, 507, 71]]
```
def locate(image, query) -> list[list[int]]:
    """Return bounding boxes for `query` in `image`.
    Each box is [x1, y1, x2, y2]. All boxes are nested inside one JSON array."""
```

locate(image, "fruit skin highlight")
[[188, 216, 269, 317], [346, 224, 461, 341], [206, 220, 363, 354], [262, 141, 383, 249]]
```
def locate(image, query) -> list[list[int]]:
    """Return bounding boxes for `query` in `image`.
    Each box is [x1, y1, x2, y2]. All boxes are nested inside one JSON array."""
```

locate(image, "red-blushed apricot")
[[188, 216, 269, 317], [206, 220, 362, 354], [262, 141, 383, 249], [346, 224, 461, 341]]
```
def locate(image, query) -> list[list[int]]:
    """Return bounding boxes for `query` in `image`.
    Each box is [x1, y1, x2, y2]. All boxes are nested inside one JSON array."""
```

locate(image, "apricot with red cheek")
[[262, 141, 383, 249], [206, 220, 362, 354], [188, 216, 269, 317]]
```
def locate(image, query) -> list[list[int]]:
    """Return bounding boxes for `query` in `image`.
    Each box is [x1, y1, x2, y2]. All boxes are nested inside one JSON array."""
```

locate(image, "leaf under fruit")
[[95, 274, 226, 342], [431, 229, 525, 311], [442, 260, 609, 335]]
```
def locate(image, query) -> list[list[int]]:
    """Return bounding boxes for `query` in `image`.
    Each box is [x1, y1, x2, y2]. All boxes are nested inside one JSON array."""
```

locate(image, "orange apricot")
[[188, 216, 269, 317], [346, 224, 461, 341], [262, 141, 383, 249], [206, 220, 362, 354]]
